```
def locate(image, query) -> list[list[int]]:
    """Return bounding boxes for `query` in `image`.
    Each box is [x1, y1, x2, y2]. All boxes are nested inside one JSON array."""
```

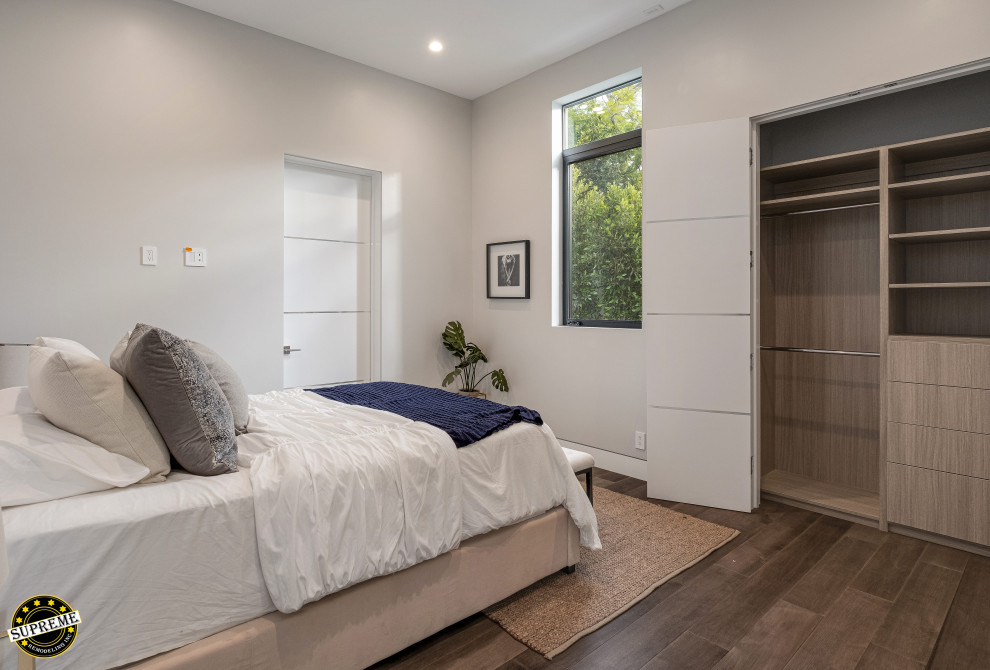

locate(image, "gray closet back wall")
[[761, 69, 990, 166]]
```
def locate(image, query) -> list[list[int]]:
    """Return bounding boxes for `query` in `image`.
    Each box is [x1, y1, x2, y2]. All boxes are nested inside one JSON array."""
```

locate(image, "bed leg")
[[586, 469, 593, 505], [561, 565, 576, 575]]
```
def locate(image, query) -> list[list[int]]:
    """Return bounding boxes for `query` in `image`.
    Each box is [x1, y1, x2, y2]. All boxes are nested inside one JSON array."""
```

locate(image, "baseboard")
[[888, 524, 990, 558], [557, 440, 647, 480]]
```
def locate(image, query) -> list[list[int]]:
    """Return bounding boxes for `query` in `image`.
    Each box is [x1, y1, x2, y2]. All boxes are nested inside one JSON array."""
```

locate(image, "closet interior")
[[757, 69, 990, 548], [759, 148, 882, 522]]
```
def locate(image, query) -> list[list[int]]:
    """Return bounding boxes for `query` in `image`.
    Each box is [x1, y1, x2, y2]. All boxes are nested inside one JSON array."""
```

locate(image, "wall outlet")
[[140, 246, 158, 266], [184, 247, 207, 267], [634, 431, 646, 451]]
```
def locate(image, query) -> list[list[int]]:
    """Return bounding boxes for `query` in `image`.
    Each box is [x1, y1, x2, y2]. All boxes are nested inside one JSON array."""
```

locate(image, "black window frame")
[[561, 80, 643, 329]]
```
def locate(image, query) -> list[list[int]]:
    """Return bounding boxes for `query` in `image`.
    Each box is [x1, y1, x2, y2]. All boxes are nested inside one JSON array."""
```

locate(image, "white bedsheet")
[[0, 470, 272, 670], [242, 390, 463, 613], [240, 389, 599, 612], [0, 388, 599, 669], [459, 421, 599, 541], [240, 389, 599, 548]]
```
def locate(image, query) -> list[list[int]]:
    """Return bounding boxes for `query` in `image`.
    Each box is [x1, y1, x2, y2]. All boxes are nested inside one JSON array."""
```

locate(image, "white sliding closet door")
[[643, 117, 753, 512], [283, 158, 380, 389]]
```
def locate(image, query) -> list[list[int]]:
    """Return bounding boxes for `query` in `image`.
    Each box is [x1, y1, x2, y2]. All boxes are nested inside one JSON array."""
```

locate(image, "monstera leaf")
[[442, 321, 467, 357], [463, 345, 488, 365], [442, 369, 462, 387], [490, 369, 509, 392]]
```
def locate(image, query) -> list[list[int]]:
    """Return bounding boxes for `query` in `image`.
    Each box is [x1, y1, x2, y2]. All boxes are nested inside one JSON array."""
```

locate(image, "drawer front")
[[888, 338, 990, 388], [888, 382, 990, 435], [888, 463, 990, 546], [887, 422, 990, 480]]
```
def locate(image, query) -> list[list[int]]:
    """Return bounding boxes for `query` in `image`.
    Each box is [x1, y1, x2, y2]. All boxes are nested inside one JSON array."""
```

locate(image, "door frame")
[[283, 154, 383, 383]]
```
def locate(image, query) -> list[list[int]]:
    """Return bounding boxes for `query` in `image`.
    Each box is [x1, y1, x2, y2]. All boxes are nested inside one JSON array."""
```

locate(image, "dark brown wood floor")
[[372, 468, 990, 670]]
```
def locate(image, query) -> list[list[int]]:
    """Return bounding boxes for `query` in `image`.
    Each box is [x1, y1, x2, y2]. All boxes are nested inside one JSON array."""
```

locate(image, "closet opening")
[[753, 62, 990, 532]]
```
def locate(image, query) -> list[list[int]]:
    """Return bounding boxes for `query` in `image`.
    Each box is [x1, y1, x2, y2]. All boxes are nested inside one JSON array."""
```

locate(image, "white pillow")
[[28, 346, 171, 483], [0, 386, 37, 416], [109, 330, 130, 375], [0, 413, 150, 507], [33, 336, 100, 360]]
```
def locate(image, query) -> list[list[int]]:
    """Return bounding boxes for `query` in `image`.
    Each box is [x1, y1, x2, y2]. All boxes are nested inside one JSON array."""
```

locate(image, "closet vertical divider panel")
[[879, 148, 890, 531]]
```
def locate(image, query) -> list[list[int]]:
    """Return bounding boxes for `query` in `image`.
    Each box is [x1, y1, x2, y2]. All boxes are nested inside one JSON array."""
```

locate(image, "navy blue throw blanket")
[[308, 382, 542, 448]]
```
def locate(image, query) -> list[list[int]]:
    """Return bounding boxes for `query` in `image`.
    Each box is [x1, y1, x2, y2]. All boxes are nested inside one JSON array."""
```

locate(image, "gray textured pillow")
[[114, 332, 248, 434], [27, 345, 171, 483], [121, 324, 236, 476], [186, 341, 249, 434]]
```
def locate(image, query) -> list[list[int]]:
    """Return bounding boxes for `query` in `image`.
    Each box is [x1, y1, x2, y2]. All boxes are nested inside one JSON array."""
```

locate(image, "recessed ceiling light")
[[428, 40, 443, 53]]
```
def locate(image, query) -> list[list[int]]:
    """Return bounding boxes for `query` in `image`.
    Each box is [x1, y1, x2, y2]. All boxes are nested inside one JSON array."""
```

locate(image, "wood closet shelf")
[[760, 148, 879, 181], [760, 186, 880, 216], [761, 470, 880, 521], [889, 126, 990, 168], [889, 333, 990, 345], [890, 282, 990, 289], [887, 170, 990, 199], [890, 227, 990, 243]]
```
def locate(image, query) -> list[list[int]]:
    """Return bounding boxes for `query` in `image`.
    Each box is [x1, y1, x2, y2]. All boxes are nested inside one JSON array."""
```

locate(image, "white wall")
[[4, 0, 988, 447], [0, 0, 473, 393], [471, 0, 990, 459]]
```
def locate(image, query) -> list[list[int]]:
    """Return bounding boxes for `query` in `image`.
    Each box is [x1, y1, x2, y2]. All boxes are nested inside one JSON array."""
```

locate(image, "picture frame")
[[486, 240, 530, 299]]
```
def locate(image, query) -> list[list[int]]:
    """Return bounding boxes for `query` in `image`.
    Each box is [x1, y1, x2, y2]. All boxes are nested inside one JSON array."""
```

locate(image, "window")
[[562, 79, 642, 328]]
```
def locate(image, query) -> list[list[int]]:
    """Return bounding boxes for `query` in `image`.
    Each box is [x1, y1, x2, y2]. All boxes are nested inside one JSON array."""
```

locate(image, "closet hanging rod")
[[774, 202, 880, 216], [759, 346, 880, 357]]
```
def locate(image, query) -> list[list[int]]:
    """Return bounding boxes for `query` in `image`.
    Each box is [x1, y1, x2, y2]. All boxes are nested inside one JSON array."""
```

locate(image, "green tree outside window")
[[565, 81, 642, 324]]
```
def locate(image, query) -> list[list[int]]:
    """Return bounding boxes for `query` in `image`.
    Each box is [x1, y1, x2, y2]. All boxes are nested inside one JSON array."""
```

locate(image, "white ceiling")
[[173, 0, 693, 100]]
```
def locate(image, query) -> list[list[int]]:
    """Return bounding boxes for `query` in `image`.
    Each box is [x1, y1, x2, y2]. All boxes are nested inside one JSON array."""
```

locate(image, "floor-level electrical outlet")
[[634, 431, 646, 451]]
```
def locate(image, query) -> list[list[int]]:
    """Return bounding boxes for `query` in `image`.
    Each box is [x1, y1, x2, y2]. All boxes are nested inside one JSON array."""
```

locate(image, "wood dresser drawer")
[[887, 463, 990, 546], [887, 422, 990, 480], [888, 382, 990, 434], [888, 337, 990, 388]]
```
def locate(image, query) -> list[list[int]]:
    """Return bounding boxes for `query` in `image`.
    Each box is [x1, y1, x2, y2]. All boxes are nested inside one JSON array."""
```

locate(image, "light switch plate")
[[141, 246, 158, 266], [184, 248, 207, 267]]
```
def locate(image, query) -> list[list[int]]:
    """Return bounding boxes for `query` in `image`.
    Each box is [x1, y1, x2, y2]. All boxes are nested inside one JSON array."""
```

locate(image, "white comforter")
[[239, 389, 599, 613]]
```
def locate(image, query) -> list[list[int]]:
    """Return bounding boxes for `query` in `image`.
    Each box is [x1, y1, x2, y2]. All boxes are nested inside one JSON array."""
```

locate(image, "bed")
[[1, 385, 599, 670]]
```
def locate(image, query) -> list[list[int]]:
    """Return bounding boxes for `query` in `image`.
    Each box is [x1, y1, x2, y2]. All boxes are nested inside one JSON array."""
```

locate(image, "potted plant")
[[440, 321, 508, 398]]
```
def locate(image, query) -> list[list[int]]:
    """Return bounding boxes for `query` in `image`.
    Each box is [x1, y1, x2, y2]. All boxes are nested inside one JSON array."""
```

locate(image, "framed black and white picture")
[[486, 240, 530, 299]]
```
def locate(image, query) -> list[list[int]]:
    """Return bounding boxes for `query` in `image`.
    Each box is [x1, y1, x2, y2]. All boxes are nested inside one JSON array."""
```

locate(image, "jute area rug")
[[484, 486, 739, 659]]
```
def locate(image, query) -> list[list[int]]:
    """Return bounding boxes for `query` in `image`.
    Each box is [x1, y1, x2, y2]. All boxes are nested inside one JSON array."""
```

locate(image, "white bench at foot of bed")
[[115, 507, 580, 670], [561, 446, 595, 504]]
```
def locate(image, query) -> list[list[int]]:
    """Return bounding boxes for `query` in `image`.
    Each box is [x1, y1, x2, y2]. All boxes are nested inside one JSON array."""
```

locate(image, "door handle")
[[283, 346, 301, 355]]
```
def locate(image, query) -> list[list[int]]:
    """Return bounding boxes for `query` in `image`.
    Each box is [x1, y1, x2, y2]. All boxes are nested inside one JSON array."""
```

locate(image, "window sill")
[[556, 321, 642, 330]]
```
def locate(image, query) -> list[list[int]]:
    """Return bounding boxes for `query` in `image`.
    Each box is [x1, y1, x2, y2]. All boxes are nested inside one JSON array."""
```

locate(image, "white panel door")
[[283, 238, 370, 313], [284, 313, 370, 387], [646, 314, 751, 413], [283, 159, 378, 389], [643, 116, 753, 512], [284, 163, 371, 243], [642, 118, 750, 223], [647, 407, 752, 511], [643, 216, 751, 315]]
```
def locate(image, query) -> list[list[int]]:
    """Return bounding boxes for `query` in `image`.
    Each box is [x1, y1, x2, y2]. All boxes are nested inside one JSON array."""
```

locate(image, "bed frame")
[[109, 507, 579, 670]]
